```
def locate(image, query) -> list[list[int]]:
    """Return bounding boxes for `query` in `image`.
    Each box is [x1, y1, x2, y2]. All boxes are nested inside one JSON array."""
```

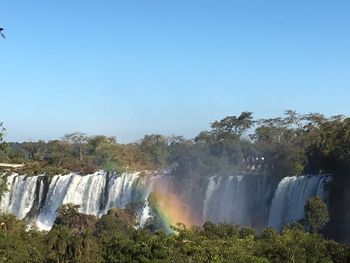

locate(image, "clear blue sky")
[[1, 1, 350, 142]]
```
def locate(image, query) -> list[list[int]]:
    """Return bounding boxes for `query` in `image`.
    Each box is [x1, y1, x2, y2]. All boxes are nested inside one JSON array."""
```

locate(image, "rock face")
[[0, 171, 330, 231]]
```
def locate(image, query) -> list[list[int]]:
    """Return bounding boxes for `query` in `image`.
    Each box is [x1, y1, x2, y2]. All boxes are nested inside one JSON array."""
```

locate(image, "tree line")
[[1, 110, 350, 241], [0, 198, 348, 263], [1, 110, 349, 178]]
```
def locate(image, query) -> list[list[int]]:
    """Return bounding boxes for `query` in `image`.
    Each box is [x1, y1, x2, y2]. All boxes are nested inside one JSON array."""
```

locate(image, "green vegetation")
[[0, 204, 348, 263], [304, 196, 330, 233], [2, 111, 350, 180], [1, 110, 350, 258], [0, 122, 10, 163]]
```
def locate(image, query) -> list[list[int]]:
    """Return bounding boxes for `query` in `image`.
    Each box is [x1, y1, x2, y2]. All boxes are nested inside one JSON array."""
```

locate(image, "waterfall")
[[0, 174, 40, 220], [0, 171, 168, 230], [202, 176, 222, 221], [267, 175, 330, 230], [0, 172, 331, 231], [202, 175, 276, 228], [139, 200, 151, 227], [201, 174, 330, 230]]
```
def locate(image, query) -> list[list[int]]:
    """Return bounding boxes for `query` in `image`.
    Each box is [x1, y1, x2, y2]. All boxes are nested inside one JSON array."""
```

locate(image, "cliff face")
[[325, 162, 350, 243]]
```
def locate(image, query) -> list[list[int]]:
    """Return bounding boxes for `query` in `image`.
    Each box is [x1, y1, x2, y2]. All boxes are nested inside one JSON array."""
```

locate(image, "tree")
[[47, 225, 100, 263], [0, 213, 44, 262], [0, 123, 9, 199], [45, 140, 70, 166], [63, 132, 87, 161], [54, 203, 96, 232], [0, 122, 10, 162], [140, 134, 169, 167], [304, 196, 329, 233], [0, 122, 5, 143], [95, 208, 137, 237], [48, 204, 100, 262], [0, 175, 7, 201], [210, 112, 254, 140], [87, 135, 122, 171]]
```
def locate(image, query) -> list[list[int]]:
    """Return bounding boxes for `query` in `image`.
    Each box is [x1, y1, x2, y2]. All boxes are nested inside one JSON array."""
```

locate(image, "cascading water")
[[0, 174, 40, 220], [202, 175, 276, 228], [201, 174, 330, 230], [0, 171, 169, 230], [0, 172, 331, 231], [267, 175, 330, 230]]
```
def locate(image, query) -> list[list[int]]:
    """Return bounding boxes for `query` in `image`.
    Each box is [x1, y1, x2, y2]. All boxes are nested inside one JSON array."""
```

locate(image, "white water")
[[139, 200, 151, 227], [267, 175, 330, 230], [202, 174, 329, 229], [0, 174, 40, 220], [202, 175, 275, 227], [0, 172, 330, 231], [0, 171, 168, 230]]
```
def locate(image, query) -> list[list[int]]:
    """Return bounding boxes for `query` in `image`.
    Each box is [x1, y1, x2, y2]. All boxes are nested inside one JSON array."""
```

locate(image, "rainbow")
[[147, 181, 200, 233]]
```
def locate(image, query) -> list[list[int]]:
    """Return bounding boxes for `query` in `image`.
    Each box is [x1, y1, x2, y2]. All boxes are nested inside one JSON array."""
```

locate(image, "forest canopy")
[[0, 203, 348, 263], [1, 111, 349, 179], [1, 111, 350, 261]]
